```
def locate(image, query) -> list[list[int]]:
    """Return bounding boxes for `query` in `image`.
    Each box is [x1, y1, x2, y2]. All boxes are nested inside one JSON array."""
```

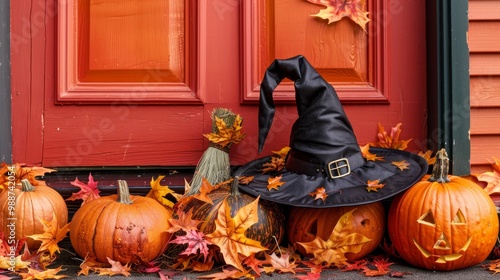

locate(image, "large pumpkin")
[[287, 202, 385, 261], [388, 149, 499, 271], [176, 177, 285, 253], [70, 180, 172, 264], [0, 179, 68, 250]]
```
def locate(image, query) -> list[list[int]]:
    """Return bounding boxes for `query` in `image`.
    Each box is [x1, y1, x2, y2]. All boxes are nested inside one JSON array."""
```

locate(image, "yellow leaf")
[[418, 150, 436, 165], [18, 266, 67, 279], [27, 213, 70, 258], [359, 144, 384, 161], [203, 115, 246, 147], [146, 175, 180, 210], [95, 257, 131, 277], [297, 209, 372, 266], [307, 0, 370, 32], [0, 255, 30, 271], [271, 146, 291, 158], [205, 197, 267, 271]]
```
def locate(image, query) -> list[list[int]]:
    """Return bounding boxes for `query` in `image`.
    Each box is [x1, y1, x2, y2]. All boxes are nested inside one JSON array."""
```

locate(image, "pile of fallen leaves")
[[10, 122, 500, 278]]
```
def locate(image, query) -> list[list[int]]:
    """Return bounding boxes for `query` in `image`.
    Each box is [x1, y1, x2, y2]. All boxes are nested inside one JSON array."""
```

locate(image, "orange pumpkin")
[[388, 149, 499, 271], [70, 180, 172, 264], [0, 179, 68, 250], [287, 202, 385, 261]]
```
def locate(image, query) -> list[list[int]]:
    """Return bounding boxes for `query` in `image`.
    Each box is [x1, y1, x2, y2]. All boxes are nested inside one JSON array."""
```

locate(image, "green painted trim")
[[0, 0, 11, 163], [427, 0, 470, 175]]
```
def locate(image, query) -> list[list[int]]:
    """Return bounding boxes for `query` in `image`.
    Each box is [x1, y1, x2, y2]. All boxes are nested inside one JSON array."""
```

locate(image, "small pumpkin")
[[0, 179, 68, 250], [287, 202, 385, 261], [388, 148, 499, 271], [70, 180, 172, 264], [177, 177, 285, 253]]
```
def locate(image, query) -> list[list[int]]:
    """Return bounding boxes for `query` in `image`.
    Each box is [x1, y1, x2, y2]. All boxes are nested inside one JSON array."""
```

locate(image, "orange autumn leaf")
[[238, 176, 254, 185], [261, 156, 286, 173], [261, 146, 290, 173], [205, 197, 268, 272], [475, 158, 500, 195], [366, 179, 385, 192], [265, 252, 298, 274], [418, 150, 436, 165], [297, 209, 372, 266], [197, 266, 252, 279], [66, 173, 101, 206], [359, 144, 384, 161], [0, 255, 30, 271], [272, 146, 291, 158], [168, 208, 203, 234], [77, 255, 108, 276], [146, 175, 181, 210], [306, 0, 370, 32], [309, 187, 328, 202], [369, 122, 412, 150], [391, 160, 410, 171], [18, 266, 67, 279], [242, 254, 266, 276], [267, 175, 285, 191], [203, 115, 246, 148], [191, 177, 216, 205], [361, 257, 393, 276], [484, 258, 500, 274], [0, 163, 56, 192], [27, 213, 70, 258], [95, 257, 132, 277]]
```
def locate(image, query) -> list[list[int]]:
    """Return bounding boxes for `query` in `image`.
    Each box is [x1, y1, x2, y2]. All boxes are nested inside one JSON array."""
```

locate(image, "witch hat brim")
[[234, 55, 428, 208]]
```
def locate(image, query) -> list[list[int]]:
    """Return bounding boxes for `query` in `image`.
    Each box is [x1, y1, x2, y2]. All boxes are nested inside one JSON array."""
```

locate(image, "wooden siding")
[[469, 0, 500, 174]]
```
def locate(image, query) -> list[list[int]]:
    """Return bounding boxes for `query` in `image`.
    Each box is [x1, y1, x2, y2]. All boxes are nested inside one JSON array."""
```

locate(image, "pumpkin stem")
[[117, 180, 133, 204], [21, 179, 35, 192], [231, 176, 241, 196], [428, 148, 451, 183]]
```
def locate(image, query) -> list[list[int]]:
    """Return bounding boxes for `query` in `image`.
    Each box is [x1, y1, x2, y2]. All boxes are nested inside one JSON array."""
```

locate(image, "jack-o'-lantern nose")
[[433, 233, 451, 250]]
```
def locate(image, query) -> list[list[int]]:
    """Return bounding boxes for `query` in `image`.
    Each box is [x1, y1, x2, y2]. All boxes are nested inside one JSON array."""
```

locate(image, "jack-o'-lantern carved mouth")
[[413, 237, 472, 263], [412, 208, 472, 263]]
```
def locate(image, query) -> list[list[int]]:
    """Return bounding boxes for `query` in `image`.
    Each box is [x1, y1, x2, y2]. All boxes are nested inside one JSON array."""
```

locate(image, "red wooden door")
[[11, 0, 427, 168]]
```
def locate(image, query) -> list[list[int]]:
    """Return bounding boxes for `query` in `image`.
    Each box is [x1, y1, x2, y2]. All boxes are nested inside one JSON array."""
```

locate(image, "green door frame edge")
[[427, 0, 471, 176], [0, 0, 12, 163]]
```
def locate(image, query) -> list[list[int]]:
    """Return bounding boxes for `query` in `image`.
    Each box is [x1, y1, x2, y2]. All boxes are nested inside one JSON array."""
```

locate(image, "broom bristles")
[[186, 108, 238, 196]]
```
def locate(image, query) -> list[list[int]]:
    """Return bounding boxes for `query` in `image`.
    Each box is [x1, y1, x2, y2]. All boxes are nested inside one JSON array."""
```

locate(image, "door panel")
[[58, 0, 198, 103], [11, 0, 427, 168]]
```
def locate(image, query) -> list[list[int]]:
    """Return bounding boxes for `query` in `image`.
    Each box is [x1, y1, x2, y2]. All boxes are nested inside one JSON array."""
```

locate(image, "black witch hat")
[[234, 55, 427, 208]]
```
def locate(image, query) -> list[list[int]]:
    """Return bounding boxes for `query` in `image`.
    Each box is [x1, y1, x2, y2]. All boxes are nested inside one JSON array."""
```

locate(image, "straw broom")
[[186, 108, 245, 196]]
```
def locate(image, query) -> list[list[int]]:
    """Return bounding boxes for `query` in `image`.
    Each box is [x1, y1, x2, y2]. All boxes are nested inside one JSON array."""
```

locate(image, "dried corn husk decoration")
[[186, 108, 245, 196]]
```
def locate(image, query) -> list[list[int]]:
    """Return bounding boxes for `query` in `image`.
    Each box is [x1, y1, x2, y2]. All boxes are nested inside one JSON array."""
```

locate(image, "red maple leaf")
[[66, 173, 101, 205], [170, 229, 213, 262]]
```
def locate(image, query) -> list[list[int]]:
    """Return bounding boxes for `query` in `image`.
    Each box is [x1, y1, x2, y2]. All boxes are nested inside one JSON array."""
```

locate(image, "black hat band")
[[286, 150, 365, 179]]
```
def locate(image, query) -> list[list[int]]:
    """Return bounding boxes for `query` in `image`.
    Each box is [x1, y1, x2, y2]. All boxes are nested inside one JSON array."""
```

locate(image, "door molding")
[[241, 0, 390, 104], [57, 0, 201, 104]]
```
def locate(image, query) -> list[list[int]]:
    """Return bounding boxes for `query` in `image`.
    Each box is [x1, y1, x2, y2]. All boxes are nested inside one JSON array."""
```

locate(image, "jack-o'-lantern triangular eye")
[[451, 209, 467, 224], [417, 210, 436, 226]]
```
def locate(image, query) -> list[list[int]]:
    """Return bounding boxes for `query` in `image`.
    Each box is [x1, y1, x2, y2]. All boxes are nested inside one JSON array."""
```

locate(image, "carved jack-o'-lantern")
[[388, 149, 499, 271], [287, 202, 385, 261]]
